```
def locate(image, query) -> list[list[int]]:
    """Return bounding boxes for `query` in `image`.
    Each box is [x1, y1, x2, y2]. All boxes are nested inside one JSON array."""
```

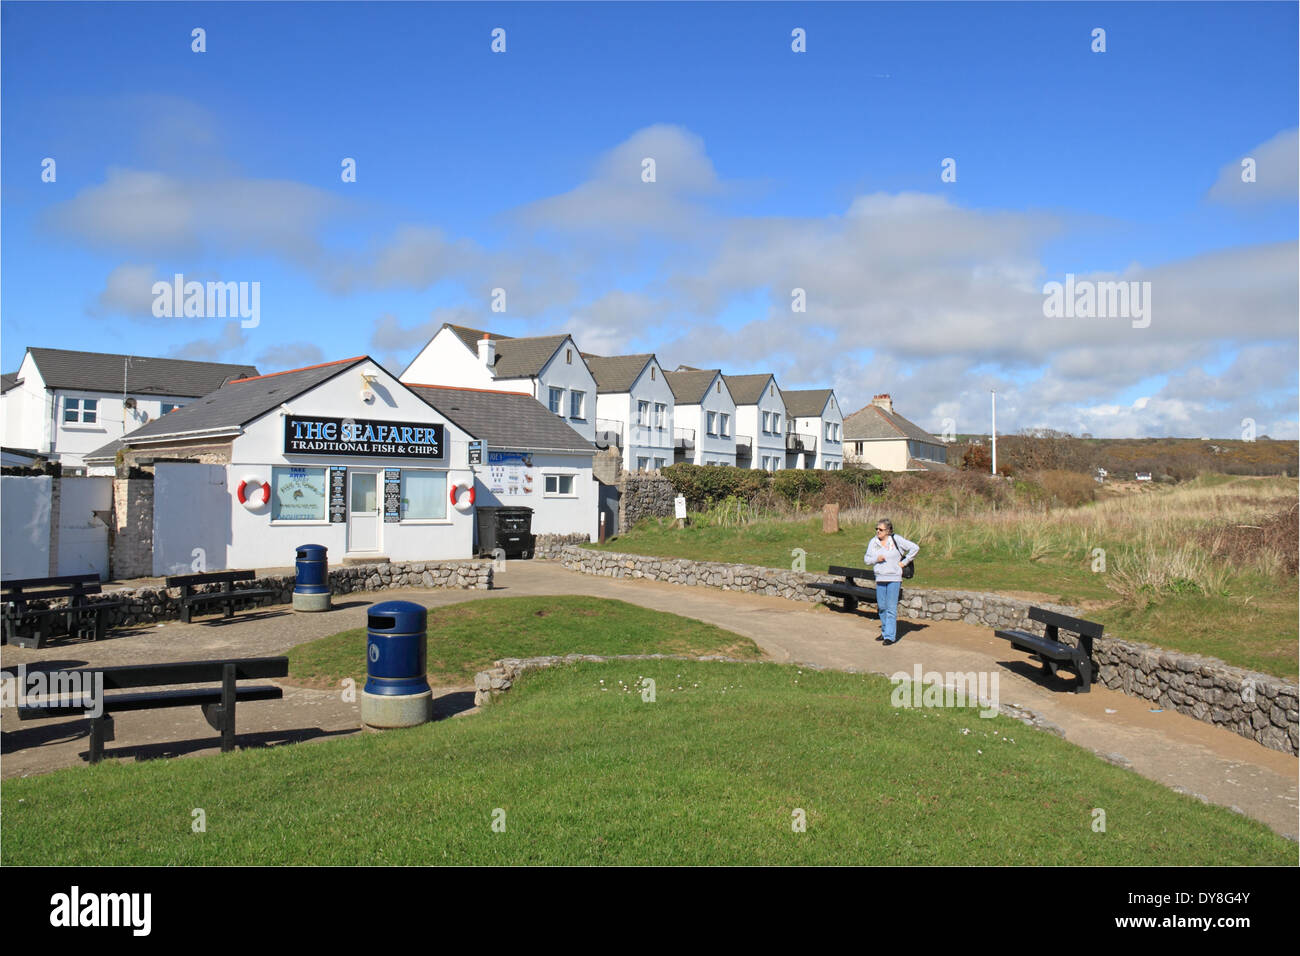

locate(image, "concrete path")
[[3, 561, 1296, 839]]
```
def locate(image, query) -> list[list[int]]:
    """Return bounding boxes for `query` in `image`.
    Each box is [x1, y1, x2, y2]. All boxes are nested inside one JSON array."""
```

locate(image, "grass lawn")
[[286, 594, 764, 687], [585, 506, 1298, 680], [5, 659, 1293, 865]]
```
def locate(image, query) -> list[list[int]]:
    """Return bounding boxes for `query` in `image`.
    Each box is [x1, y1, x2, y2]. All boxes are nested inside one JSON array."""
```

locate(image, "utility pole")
[[991, 389, 998, 476]]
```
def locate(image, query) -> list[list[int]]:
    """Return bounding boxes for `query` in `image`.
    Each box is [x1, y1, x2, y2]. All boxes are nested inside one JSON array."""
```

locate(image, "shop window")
[[272, 466, 327, 521], [402, 470, 448, 520], [544, 474, 575, 496], [64, 398, 98, 424]]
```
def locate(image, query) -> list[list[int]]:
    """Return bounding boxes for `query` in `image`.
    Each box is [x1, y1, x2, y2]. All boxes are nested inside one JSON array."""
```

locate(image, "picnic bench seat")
[[808, 565, 878, 612], [16, 656, 289, 763], [1, 573, 124, 649], [993, 607, 1102, 693], [165, 570, 278, 624]]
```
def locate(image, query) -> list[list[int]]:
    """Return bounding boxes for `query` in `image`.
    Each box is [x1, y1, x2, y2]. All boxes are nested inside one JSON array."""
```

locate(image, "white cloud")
[[1207, 128, 1299, 204]]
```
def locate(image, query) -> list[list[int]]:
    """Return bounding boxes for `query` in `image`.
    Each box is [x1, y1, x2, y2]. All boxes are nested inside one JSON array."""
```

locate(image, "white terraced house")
[[400, 324, 598, 444], [723, 373, 788, 472], [783, 388, 845, 470], [843, 393, 952, 472], [663, 369, 736, 466], [1, 347, 258, 475], [584, 353, 675, 472]]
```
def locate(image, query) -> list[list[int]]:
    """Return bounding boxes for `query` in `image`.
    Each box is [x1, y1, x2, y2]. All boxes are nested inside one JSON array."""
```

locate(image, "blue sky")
[[3, 1, 1296, 438]]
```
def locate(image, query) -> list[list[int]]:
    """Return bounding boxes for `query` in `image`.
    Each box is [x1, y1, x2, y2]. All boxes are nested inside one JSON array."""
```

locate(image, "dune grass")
[[589, 475, 1298, 678], [5, 659, 1294, 866]]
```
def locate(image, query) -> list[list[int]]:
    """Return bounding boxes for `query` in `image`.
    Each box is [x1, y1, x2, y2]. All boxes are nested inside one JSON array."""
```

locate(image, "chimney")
[[477, 334, 496, 374], [871, 393, 893, 413]]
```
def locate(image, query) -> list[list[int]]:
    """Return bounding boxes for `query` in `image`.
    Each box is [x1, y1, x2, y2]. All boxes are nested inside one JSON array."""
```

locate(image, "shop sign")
[[284, 416, 444, 459]]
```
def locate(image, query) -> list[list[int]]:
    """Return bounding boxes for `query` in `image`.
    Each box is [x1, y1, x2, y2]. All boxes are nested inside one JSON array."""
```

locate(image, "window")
[[719, 413, 730, 437], [569, 390, 586, 420], [64, 398, 98, 424], [638, 400, 649, 426], [772, 414, 781, 434], [653, 457, 665, 469], [566, 348, 573, 364], [271, 466, 327, 521], [654, 403, 666, 429], [637, 457, 649, 472], [716, 381, 721, 393], [650, 366, 656, 380], [161, 402, 182, 415], [769, 384, 774, 397], [707, 411, 717, 436], [762, 412, 770, 434], [544, 474, 575, 496], [402, 470, 448, 520], [549, 387, 564, 415]]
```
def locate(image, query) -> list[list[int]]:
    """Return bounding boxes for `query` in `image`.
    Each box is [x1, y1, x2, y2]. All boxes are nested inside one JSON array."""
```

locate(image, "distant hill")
[[947, 434, 1297, 479]]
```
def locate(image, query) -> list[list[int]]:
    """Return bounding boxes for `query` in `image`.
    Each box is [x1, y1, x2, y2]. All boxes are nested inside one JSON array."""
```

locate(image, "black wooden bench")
[[2, 573, 124, 648], [994, 607, 1103, 693], [808, 565, 878, 612], [165, 570, 278, 624], [16, 656, 289, 763]]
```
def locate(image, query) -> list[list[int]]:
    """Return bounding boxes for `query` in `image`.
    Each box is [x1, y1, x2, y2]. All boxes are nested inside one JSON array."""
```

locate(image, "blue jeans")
[[877, 581, 901, 642]]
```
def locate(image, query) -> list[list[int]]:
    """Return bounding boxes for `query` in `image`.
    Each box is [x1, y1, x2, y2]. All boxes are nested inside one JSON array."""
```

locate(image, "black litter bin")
[[476, 506, 535, 559]]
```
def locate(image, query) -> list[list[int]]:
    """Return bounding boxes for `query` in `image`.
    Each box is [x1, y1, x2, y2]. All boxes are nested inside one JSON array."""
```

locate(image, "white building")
[[783, 388, 845, 470], [89, 355, 596, 572], [843, 394, 951, 472], [664, 369, 737, 466], [584, 353, 675, 472], [401, 324, 599, 444], [1, 348, 257, 474], [723, 373, 787, 472]]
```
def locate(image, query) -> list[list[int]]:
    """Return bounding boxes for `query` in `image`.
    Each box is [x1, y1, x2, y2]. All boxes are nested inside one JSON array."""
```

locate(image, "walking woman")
[[864, 518, 919, 645]]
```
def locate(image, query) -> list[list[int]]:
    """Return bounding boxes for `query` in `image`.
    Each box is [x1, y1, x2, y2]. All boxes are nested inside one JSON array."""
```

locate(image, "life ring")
[[236, 476, 271, 510], [450, 482, 476, 512]]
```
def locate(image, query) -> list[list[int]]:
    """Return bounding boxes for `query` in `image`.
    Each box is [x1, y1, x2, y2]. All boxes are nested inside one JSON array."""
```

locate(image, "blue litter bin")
[[293, 544, 330, 612], [360, 601, 432, 728]]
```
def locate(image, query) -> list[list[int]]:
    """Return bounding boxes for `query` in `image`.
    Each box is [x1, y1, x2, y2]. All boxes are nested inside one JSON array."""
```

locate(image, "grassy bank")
[[286, 594, 764, 687], [589, 475, 1299, 678], [6, 659, 1292, 865]]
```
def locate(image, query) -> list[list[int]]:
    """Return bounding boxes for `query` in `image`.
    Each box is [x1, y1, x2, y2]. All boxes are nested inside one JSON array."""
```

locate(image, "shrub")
[[660, 463, 769, 509], [771, 469, 825, 505], [1033, 470, 1097, 507]]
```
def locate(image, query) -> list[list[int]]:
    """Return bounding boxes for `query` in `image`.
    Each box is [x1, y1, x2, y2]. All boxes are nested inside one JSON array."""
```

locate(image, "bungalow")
[[843, 394, 952, 471]]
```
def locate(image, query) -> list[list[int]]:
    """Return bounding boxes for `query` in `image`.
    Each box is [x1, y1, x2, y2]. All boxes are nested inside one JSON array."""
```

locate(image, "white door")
[[348, 470, 380, 553]]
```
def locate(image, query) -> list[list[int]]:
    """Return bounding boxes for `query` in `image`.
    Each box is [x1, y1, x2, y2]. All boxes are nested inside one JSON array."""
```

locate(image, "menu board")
[[487, 451, 534, 496], [329, 467, 347, 523], [383, 469, 401, 522]]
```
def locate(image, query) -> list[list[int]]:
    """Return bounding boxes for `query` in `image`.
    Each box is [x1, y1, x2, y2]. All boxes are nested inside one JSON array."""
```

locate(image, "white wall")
[[535, 342, 598, 443], [225, 359, 478, 568], [154, 464, 230, 575], [1, 475, 52, 579], [475, 449, 597, 540], [57, 477, 111, 577], [402, 326, 501, 390], [1, 353, 50, 454]]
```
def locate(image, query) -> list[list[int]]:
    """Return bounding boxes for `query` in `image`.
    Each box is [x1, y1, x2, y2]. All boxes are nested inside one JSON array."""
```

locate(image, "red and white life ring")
[[236, 476, 271, 510], [450, 482, 475, 512]]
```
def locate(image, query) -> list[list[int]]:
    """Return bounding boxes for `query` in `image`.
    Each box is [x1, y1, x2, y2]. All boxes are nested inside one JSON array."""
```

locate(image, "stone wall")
[[80, 560, 493, 627], [111, 478, 154, 579], [620, 474, 676, 529], [547, 545, 1299, 755], [534, 534, 591, 559]]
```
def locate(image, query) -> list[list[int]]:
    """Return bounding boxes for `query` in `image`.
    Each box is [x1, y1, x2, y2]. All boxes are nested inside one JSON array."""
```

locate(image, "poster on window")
[[274, 467, 327, 521], [486, 451, 534, 496], [329, 467, 347, 523], [383, 469, 401, 522]]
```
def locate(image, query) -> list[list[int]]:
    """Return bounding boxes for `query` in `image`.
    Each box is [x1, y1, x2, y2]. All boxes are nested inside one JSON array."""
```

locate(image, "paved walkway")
[[2, 561, 1296, 838]]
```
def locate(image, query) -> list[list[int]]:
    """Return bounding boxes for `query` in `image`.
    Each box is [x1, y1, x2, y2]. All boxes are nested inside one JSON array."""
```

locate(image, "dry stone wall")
[[620, 474, 676, 529], [77, 560, 493, 627], [547, 545, 1298, 755]]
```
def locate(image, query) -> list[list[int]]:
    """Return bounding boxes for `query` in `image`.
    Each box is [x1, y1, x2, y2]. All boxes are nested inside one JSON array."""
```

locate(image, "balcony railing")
[[735, 435, 753, 457], [595, 418, 624, 449], [674, 427, 695, 450], [785, 432, 818, 453]]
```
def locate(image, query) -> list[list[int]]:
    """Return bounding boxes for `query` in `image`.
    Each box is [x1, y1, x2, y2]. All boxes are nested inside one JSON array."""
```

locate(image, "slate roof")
[[1, 373, 19, 394], [783, 389, 834, 418], [583, 354, 654, 393], [663, 369, 723, 404], [445, 325, 574, 380], [24, 348, 257, 397], [908, 457, 955, 472], [408, 385, 593, 455], [92, 357, 368, 452], [722, 374, 777, 406], [843, 403, 943, 444]]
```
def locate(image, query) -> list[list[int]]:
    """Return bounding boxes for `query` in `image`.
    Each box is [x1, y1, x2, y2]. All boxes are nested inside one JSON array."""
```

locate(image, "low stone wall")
[[83, 560, 494, 627], [533, 534, 592, 559], [621, 474, 676, 529], [547, 546, 1299, 755]]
